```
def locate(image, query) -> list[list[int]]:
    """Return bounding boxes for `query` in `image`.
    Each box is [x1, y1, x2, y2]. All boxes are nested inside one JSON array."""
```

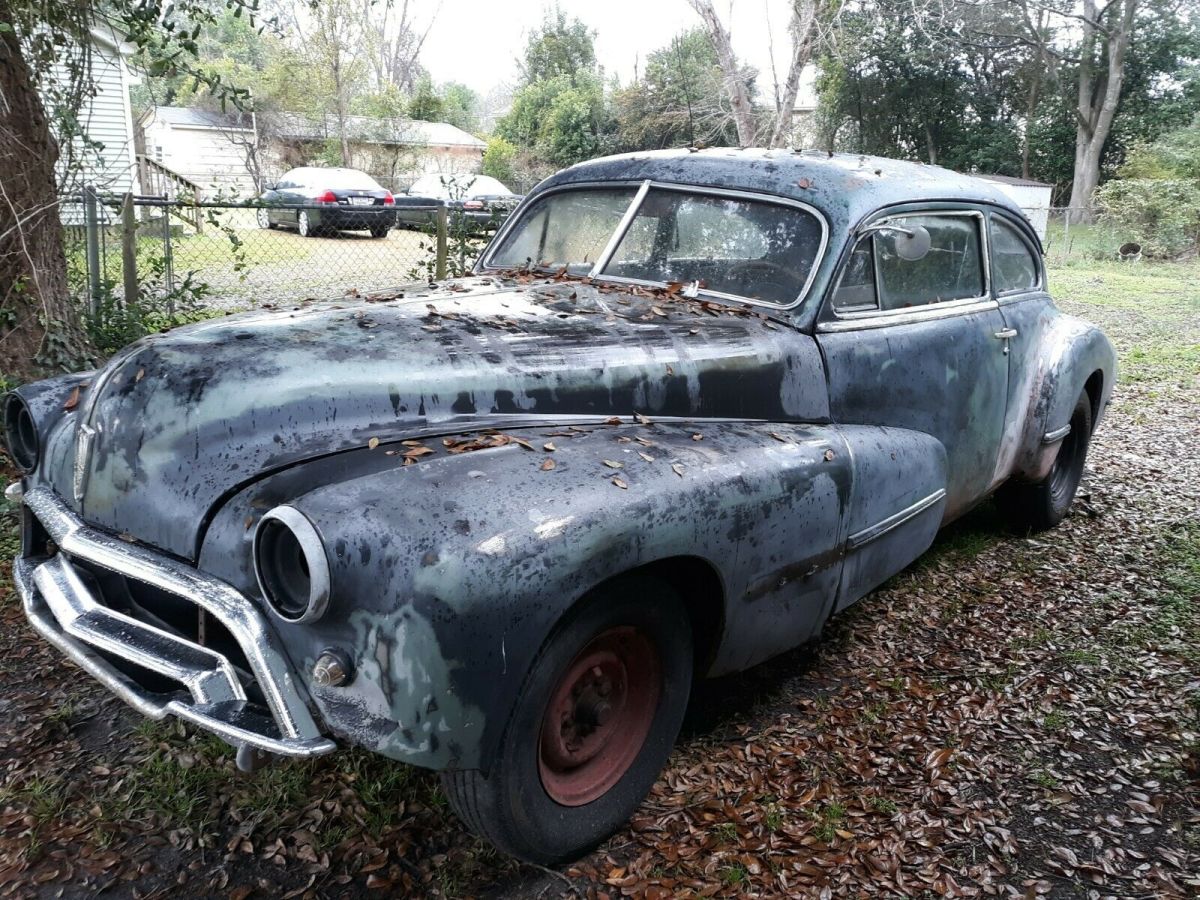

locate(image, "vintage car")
[[4, 149, 1115, 865]]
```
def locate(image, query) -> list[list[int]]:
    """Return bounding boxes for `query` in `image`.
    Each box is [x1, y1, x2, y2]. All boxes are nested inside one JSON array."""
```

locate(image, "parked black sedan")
[[257, 167, 396, 238], [395, 173, 522, 231]]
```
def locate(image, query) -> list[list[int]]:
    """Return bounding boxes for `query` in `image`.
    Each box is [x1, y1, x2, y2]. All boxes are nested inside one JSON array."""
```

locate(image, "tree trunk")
[[1067, 0, 1138, 223], [0, 16, 89, 379], [768, 0, 822, 148], [686, 0, 757, 146]]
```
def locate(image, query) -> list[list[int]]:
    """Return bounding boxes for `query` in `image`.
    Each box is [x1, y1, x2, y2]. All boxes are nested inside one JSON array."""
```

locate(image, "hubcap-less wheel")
[[1049, 419, 1084, 506], [538, 627, 661, 806]]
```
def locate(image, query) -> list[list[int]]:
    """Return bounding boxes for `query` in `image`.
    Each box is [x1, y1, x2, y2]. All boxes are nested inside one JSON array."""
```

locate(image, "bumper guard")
[[14, 487, 335, 759]]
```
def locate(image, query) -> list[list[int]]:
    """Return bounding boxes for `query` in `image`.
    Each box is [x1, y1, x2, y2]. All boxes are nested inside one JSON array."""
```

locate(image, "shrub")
[[1095, 177, 1200, 258]]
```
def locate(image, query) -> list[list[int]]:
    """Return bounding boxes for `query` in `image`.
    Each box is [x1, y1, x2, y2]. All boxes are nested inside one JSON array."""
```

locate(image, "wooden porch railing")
[[137, 155, 205, 232]]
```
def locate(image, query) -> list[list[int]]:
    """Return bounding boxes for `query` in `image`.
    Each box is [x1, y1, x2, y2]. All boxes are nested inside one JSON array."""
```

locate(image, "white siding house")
[[48, 27, 141, 200], [976, 174, 1054, 242], [138, 106, 259, 198]]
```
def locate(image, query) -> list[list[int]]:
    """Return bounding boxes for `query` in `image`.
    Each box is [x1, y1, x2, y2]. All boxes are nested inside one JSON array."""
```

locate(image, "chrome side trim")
[[16, 487, 335, 758], [846, 489, 947, 551], [1042, 423, 1071, 444], [819, 298, 1000, 332]]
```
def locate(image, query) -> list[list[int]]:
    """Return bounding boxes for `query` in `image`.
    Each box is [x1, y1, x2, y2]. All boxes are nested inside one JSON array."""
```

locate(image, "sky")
[[420, 0, 810, 104]]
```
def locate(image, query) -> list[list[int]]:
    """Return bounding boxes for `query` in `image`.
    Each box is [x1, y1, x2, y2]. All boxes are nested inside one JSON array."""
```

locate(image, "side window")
[[875, 214, 985, 310], [831, 239, 878, 313], [990, 217, 1040, 294]]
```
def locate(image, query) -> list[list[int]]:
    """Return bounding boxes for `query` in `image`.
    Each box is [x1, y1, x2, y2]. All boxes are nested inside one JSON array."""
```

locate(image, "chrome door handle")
[[994, 328, 1018, 340]]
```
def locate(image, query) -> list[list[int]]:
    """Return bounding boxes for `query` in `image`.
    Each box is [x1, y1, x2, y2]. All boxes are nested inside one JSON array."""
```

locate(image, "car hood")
[[51, 275, 828, 559]]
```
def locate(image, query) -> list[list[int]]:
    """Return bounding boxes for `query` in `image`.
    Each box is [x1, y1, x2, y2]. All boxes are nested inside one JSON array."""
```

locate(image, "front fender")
[[200, 420, 854, 770]]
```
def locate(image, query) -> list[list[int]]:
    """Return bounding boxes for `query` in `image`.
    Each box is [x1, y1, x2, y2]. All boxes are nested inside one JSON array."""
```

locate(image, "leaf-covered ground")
[[1, 257, 1196, 898]]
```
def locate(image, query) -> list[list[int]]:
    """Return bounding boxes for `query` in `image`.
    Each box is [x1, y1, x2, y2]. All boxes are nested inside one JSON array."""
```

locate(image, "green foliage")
[[498, 72, 610, 168], [407, 74, 445, 122], [482, 136, 519, 184], [439, 82, 479, 133], [612, 29, 737, 150], [518, 7, 597, 84], [1095, 177, 1200, 258], [1093, 118, 1200, 258]]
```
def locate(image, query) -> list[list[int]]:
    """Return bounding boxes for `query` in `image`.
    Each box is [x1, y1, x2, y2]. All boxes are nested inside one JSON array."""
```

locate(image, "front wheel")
[[997, 390, 1093, 532], [256, 207, 274, 229], [441, 577, 692, 865]]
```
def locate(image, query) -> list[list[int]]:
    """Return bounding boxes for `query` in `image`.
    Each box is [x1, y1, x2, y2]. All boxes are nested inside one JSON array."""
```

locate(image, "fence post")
[[435, 206, 448, 280], [161, 202, 175, 309], [82, 186, 102, 315], [120, 192, 138, 309]]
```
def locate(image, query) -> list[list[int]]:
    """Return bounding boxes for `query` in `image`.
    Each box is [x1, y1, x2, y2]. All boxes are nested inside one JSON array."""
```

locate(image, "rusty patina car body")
[[5, 149, 1115, 862]]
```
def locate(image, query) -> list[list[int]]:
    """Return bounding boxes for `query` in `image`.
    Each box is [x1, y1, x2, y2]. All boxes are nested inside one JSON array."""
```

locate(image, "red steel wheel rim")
[[537, 625, 662, 806]]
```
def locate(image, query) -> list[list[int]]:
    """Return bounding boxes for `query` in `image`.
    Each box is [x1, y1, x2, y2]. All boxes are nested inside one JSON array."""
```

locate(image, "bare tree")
[[685, 0, 758, 145], [1068, 0, 1138, 222]]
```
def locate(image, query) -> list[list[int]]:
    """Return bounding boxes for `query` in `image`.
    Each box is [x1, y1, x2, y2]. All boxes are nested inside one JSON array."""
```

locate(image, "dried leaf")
[[637, 451, 655, 462], [63, 386, 81, 411], [634, 412, 652, 425], [603, 459, 624, 469], [692, 433, 703, 441], [543, 442, 556, 452], [612, 476, 628, 489], [368, 437, 380, 450], [604, 416, 622, 425], [823, 448, 835, 461], [671, 463, 685, 477]]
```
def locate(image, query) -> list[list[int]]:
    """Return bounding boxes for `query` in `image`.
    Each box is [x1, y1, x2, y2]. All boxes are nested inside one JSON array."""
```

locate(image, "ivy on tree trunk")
[[0, 4, 91, 379]]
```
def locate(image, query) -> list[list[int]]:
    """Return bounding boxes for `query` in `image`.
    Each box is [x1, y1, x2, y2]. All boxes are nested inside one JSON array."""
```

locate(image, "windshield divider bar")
[[589, 180, 651, 279]]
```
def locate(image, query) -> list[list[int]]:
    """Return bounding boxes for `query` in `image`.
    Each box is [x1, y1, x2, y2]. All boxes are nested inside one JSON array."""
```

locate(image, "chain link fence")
[[1028, 207, 1138, 263], [61, 189, 500, 322]]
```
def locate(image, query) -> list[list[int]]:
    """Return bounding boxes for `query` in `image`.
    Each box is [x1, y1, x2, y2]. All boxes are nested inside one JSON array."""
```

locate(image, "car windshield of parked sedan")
[[487, 186, 825, 305]]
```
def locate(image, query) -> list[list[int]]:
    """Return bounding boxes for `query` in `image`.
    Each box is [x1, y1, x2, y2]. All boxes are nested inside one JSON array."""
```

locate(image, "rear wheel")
[[297, 211, 315, 237], [441, 577, 692, 865], [370, 223, 389, 239], [997, 390, 1093, 532]]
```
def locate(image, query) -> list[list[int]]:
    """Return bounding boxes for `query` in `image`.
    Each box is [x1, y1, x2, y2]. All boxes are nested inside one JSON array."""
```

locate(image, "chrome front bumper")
[[14, 486, 335, 759]]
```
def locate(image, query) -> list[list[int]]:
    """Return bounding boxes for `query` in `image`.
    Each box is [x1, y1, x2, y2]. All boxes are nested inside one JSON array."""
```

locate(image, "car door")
[[816, 208, 1011, 522], [987, 211, 1053, 480], [277, 172, 306, 227]]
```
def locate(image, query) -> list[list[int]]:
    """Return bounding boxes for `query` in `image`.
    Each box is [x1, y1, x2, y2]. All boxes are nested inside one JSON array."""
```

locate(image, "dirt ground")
[[0, 257, 1196, 898]]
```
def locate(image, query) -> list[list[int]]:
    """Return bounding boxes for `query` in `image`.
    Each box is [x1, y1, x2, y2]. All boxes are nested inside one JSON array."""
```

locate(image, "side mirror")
[[861, 222, 932, 262], [893, 225, 932, 261]]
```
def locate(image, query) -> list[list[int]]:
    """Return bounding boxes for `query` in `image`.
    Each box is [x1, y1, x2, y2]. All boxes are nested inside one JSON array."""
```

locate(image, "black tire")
[[370, 223, 389, 239], [441, 577, 692, 865], [997, 390, 1093, 532]]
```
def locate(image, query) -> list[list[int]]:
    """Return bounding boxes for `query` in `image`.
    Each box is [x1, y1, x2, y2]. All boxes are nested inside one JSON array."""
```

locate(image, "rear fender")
[[1009, 315, 1116, 482]]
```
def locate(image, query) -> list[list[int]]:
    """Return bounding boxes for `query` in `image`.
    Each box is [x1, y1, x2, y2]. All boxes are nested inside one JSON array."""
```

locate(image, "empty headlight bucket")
[[253, 506, 331, 623], [2, 393, 39, 473]]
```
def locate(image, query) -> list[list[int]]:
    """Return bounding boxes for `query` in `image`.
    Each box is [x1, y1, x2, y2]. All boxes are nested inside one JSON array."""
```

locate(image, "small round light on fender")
[[313, 649, 354, 688], [253, 506, 331, 623]]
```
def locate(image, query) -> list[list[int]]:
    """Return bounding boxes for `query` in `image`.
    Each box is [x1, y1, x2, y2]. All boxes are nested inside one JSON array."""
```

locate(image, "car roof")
[[533, 148, 1023, 230]]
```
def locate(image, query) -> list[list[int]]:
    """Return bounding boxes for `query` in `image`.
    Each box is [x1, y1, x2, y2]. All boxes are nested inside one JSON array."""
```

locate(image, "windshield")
[[487, 186, 825, 305]]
